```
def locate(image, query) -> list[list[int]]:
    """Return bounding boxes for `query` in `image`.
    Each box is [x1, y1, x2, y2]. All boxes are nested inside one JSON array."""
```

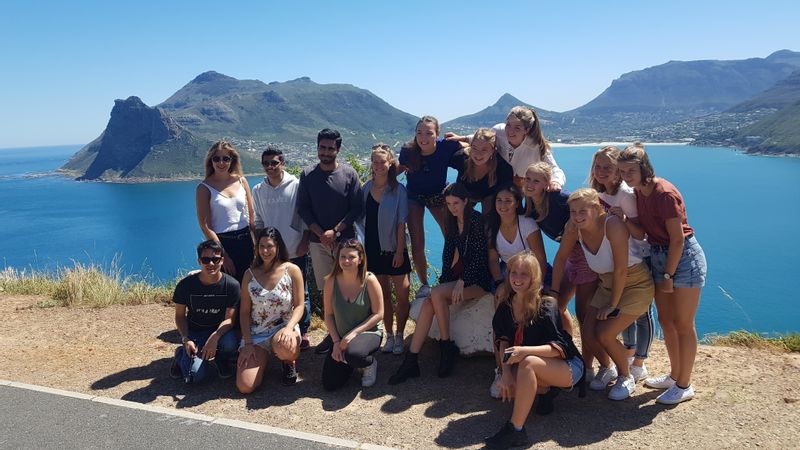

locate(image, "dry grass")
[[708, 330, 800, 353]]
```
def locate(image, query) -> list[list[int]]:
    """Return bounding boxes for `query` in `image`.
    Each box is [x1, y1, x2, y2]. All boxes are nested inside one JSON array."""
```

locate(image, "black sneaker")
[[437, 339, 459, 378], [169, 347, 182, 380], [215, 359, 235, 379], [535, 388, 560, 415], [484, 422, 529, 449], [314, 335, 333, 354], [282, 361, 298, 386]]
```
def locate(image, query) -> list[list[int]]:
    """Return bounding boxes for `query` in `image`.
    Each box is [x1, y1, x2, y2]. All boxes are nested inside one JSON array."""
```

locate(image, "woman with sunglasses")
[[322, 239, 384, 390], [451, 128, 514, 212], [237, 227, 305, 392], [196, 140, 256, 282]]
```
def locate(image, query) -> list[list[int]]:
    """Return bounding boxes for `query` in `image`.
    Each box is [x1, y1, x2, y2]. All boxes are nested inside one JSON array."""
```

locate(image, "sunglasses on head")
[[261, 160, 281, 167], [200, 256, 223, 264], [212, 155, 232, 163]]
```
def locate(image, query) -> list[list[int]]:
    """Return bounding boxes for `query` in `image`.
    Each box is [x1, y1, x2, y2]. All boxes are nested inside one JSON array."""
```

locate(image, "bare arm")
[[525, 230, 548, 285], [323, 277, 340, 344], [195, 184, 219, 242], [341, 274, 384, 342], [241, 177, 256, 239], [285, 264, 305, 330], [239, 271, 254, 344], [599, 216, 630, 319], [662, 217, 685, 293], [550, 223, 578, 296]]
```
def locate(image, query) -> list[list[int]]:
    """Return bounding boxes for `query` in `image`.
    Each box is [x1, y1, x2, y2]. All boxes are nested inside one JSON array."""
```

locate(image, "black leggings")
[[322, 332, 382, 391], [218, 227, 254, 283]]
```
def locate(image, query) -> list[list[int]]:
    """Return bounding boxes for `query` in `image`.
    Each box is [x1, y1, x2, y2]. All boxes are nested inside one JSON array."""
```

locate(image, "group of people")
[[170, 106, 707, 449]]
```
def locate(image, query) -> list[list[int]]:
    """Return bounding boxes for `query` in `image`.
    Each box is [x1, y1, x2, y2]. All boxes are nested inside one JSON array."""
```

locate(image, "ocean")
[[1, 144, 798, 336]]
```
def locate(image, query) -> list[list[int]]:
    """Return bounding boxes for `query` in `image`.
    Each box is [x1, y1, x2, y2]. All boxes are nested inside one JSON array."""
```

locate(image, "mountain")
[[733, 100, 800, 154], [443, 93, 562, 132], [727, 69, 800, 112], [61, 97, 213, 180]]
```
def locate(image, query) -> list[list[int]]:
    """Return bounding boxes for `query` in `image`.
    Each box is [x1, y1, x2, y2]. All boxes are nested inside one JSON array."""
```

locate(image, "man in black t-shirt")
[[170, 240, 240, 384]]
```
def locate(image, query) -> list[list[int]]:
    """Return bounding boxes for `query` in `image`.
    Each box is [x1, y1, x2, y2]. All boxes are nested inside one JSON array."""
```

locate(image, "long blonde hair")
[[496, 251, 544, 325], [587, 146, 622, 194], [524, 162, 553, 221], [462, 128, 498, 188], [204, 140, 243, 177], [370, 143, 399, 191]]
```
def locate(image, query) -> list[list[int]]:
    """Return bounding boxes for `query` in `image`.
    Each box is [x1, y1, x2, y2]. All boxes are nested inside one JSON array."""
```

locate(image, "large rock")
[[411, 294, 496, 356]]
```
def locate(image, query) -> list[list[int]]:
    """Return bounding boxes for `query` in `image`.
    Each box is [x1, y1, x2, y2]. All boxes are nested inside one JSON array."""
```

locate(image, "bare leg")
[[392, 273, 411, 336], [376, 274, 395, 335], [236, 345, 270, 394], [654, 287, 680, 380], [426, 204, 448, 234], [581, 307, 608, 369], [272, 331, 301, 363], [430, 283, 488, 341], [509, 356, 573, 429], [671, 287, 701, 386], [595, 314, 639, 378], [407, 202, 429, 286], [409, 299, 435, 353]]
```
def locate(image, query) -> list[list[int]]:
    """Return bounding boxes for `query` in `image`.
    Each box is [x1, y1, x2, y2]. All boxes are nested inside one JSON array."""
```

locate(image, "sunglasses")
[[261, 160, 281, 167], [212, 156, 232, 163], [200, 256, 223, 264]]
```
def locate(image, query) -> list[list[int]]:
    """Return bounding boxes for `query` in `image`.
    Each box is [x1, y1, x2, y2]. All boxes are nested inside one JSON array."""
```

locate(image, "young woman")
[[360, 144, 411, 355], [618, 143, 707, 405], [389, 183, 493, 384], [588, 146, 655, 383], [195, 140, 256, 282], [485, 252, 583, 449], [237, 227, 305, 393], [486, 184, 548, 397], [524, 162, 598, 337], [447, 106, 565, 190], [552, 189, 654, 400], [322, 239, 384, 390], [398, 116, 463, 300], [451, 128, 513, 212]]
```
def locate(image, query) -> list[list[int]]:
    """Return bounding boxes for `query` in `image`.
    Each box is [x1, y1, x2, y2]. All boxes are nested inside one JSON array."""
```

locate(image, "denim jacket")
[[357, 180, 408, 253]]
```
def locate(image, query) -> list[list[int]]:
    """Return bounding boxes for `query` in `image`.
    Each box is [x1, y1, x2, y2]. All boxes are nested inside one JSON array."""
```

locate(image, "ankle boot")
[[388, 351, 420, 385], [535, 388, 560, 415], [438, 339, 459, 378]]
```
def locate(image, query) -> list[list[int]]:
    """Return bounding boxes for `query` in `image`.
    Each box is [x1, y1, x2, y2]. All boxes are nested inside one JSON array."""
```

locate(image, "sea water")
[[1, 144, 798, 336]]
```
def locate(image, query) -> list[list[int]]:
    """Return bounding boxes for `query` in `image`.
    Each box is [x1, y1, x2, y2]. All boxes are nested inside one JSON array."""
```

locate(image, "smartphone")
[[608, 308, 620, 318], [502, 350, 513, 363]]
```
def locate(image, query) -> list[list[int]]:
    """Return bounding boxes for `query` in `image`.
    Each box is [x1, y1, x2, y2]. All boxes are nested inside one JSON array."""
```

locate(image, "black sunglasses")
[[261, 160, 281, 167], [200, 256, 223, 264], [212, 156, 232, 163]]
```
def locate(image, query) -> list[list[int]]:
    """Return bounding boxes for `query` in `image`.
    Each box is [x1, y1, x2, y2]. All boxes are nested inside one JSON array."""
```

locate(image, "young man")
[[297, 128, 363, 352], [252, 146, 312, 349], [170, 240, 240, 383]]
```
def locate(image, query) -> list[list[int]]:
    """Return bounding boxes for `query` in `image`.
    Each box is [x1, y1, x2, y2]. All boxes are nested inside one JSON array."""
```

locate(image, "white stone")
[[410, 294, 495, 355]]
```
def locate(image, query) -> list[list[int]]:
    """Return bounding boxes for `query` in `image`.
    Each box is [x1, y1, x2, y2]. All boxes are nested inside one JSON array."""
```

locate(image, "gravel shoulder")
[[1, 295, 798, 449]]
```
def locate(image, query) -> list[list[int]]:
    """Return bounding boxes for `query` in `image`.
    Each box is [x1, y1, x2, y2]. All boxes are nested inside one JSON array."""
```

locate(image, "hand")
[[274, 327, 294, 348], [321, 230, 336, 249], [238, 343, 256, 368], [547, 181, 562, 192], [451, 280, 465, 304], [660, 278, 675, 293], [222, 254, 236, 276], [184, 340, 198, 358], [597, 306, 618, 321], [499, 369, 516, 402], [392, 251, 404, 268], [444, 132, 464, 142], [608, 206, 625, 220], [339, 333, 354, 351], [331, 343, 344, 363], [504, 346, 526, 365], [201, 333, 219, 360]]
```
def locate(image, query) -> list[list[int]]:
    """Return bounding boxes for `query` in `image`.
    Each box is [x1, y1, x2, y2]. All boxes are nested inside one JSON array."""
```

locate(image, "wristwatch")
[[181, 336, 190, 344], [663, 272, 675, 280], [335, 229, 341, 238]]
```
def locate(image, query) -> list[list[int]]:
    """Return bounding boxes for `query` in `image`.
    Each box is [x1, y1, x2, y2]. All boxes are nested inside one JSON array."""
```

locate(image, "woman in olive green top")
[[322, 239, 384, 390]]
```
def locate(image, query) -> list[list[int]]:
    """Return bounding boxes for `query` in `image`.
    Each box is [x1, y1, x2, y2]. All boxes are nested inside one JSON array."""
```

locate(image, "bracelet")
[[180, 336, 190, 344]]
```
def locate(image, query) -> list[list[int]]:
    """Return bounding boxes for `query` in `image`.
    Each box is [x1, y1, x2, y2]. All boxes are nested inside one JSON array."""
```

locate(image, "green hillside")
[[736, 101, 800, 154]]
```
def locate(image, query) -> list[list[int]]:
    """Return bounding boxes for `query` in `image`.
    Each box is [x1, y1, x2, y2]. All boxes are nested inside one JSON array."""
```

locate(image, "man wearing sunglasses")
[[297, 129, 364, 353], [252, 146, 312, 350], [170, 240, 240, 384]]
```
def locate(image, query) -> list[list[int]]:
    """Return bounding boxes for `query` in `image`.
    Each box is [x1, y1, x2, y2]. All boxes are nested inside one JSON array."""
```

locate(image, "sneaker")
[[484, 422, 529, 449], [656, 384, 695, 405], [589, 365, 618, 391], [645, 373, 676, 390], [630, 363, 649, 383], [361, 359, 378, 387], [608, 374, 636, 400], [169, 347, 182, 380], [314, 335, 333, 354], [215, 359, 235, 379], [300, 334, 311, 351], [489, 367, 502, 399], [382, 334, 395, 353], [282, 361, 298, 386], [415, 284, 431, 300], [392, 334, 404, 355]]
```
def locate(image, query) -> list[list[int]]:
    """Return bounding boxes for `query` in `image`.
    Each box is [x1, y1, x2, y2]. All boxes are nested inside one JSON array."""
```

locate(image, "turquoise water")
[[1, 144, 798, 336]]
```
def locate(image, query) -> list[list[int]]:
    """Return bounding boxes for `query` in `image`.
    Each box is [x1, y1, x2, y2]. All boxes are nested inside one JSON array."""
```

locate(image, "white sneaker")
[[589, 365, 618, 390], [645, 373, 676, 389], [415, 284, 431, 301], [361, 359, 378, 387], [630, 364, 649, 383], [489, 367, 502, 399], [656, 384, 694, 405], [608, 374, 636, 400], [392, 334, 404, 355], [382, 334, 395, 353]]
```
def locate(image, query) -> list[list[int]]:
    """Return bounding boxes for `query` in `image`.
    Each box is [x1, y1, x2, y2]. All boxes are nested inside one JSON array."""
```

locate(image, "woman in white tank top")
[[553, 188, 654, 401], [195, 140, 256, 282]]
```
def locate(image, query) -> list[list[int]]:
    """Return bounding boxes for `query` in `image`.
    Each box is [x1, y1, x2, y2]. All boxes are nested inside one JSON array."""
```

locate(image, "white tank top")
[[202, 180, 249, 233], [579, 218, 642, 274]]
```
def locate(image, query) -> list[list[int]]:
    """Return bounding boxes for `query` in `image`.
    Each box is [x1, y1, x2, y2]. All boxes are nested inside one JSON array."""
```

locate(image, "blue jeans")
[[291, 254, 312, 335], [622, 303, 655, 359], [176, 329, 238, 383]]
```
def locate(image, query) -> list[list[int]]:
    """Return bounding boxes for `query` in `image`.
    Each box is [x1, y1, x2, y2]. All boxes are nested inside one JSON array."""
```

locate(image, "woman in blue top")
[[360, 144, 411, 355], [451, 128, 514, 212], [399, 116, 463, 300]]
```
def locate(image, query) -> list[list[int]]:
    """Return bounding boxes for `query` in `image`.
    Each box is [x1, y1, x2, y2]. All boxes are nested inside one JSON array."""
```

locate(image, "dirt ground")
[[1, 295, 799, 449]]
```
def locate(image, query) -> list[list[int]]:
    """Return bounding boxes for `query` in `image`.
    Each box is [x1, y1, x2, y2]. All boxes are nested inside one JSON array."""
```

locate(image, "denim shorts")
[[566, 356, 585, 387], [649, 235, 707, 288], [408, 192, 445, 208], [242, 324, 301, 351]]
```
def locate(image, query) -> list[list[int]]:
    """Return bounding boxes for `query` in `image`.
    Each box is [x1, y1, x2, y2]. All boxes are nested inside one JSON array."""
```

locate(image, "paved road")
[[0, 384, 363, 449]]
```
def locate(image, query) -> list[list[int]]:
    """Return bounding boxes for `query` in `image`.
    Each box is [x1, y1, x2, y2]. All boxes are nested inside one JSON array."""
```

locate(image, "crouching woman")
[[486, 251, 583, 449]]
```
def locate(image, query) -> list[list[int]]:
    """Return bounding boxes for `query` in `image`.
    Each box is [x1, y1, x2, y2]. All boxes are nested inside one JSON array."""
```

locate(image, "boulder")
[[410, 294, 495, 356]]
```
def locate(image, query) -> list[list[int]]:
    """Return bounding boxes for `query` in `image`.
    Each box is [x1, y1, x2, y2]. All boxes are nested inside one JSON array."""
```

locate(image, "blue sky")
[[1, 0, 798, 148]]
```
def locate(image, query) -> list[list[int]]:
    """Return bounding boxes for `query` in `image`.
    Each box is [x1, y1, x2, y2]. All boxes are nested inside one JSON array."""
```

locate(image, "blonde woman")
[[195, 140, 255, 282], [451, 127, 513, 211]]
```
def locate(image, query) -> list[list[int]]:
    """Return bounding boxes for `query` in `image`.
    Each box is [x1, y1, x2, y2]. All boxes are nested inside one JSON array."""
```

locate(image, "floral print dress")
[[248, 266, 294, 336]]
